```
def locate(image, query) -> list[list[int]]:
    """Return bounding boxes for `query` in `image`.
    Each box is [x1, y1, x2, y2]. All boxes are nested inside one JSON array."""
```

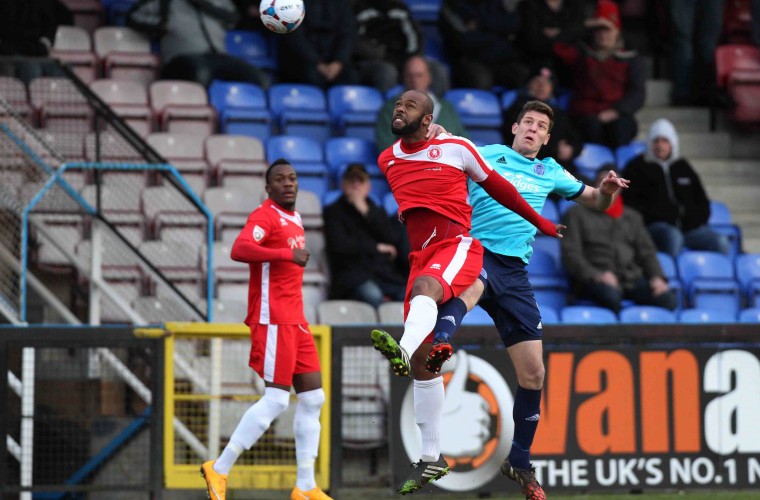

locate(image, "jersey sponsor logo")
[[427, 146, 442, 160], [425, 166, 442, 171], [502, 172, 541, 193], [534, 163, 545, 175], [287, 235, 306, 249], [252, 225, 265, 241], [495, 155, 507, 164]]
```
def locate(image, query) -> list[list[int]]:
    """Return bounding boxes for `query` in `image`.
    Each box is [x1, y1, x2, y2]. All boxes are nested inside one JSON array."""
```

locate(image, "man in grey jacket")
[[561, 166, 678, 313]]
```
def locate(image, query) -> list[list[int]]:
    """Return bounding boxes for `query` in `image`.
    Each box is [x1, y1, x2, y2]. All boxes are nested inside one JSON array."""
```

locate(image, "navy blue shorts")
[[479, 248, 543, 347]]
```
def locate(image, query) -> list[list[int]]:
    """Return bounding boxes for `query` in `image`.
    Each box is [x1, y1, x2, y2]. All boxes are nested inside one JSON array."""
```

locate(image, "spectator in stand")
[[277, 0, 359, 89], [375, 55, 465, 152], [502, 67, 583, 170], [561, 166, 679, 313], [323, 163, 407, 307], [622, 118, 730, 257], [669, 0, 725, 106], [158, 0, 270, 88], [439, 0, 531, 90], [517, 0, 589, 87], [553, 0, 645, 149], [351, 0, 422, 93], [0, 0, 72, 82]]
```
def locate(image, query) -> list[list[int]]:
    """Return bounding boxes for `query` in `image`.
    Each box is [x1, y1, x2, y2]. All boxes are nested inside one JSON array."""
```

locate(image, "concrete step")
[[636, 106, 710, 133], [676, 132, 732, 159], [644, 79, 672, 107], [709, 185, 760, 210], [691, 159, 760, 185], [742, 237, 760, 254]]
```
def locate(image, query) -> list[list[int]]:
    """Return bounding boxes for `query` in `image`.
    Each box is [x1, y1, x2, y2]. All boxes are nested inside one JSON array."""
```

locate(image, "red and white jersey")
[[378, 134, 494, 229], [235, 199, 306, 325]]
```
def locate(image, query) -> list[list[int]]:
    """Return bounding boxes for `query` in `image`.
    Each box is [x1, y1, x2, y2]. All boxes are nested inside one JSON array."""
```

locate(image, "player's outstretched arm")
[[478, 170, 565, 238]]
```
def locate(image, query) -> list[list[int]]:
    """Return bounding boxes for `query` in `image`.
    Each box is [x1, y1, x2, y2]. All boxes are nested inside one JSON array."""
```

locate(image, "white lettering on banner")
[[703, 350, 760, 454], [644, 458, 664, 485], [748, 458, 760, 484], [669, 457, 717, 485]]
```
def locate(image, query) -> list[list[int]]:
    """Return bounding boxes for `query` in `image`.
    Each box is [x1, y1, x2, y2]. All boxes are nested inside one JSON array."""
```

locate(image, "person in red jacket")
[[553, 0, 646, 149], [200, 159, 332, 500]]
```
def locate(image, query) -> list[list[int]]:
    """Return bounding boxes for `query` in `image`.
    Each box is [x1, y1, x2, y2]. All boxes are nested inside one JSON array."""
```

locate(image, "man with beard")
[[369, 90, 562, 494]]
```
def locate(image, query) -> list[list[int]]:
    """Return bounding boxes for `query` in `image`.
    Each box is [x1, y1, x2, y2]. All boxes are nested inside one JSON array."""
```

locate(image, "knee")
[[410, 277, 441, 301], [518, 363, 545, 390], [297, 388, 325, 413], [262, 388, 291, 416]]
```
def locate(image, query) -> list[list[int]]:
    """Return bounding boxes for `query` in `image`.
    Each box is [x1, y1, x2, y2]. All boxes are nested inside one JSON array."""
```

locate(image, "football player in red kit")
[[371, 90, 563, 494], [201, 159, 331, 500]]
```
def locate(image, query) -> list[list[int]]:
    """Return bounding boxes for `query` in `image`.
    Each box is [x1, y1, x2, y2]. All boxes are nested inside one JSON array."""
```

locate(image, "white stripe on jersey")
[[389, 135, 492, 181], [271, 205, 303, 227], [263, 324, 278, 382], [259, 262, 271, 324], [442, 236, 473, 285]]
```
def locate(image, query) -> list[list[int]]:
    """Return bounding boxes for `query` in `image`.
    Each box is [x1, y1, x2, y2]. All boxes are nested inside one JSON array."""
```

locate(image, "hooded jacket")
[[622, 118, 711, 231]]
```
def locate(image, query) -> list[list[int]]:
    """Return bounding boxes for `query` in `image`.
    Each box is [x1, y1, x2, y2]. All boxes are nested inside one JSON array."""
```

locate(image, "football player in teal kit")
[[425, 100, 629, 500]]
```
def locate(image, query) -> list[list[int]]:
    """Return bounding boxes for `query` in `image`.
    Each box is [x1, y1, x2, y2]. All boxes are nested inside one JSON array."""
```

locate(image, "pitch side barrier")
[[329, 323, 760, 495], [0, 326, 164, 498]]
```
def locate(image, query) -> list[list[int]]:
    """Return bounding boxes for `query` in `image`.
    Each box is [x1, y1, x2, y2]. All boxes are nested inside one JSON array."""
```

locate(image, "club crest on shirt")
[[252, 225, 265, 241], [534, 163, 545, 175], [427, 146, 442, 160], [280, 218, 288, 226]]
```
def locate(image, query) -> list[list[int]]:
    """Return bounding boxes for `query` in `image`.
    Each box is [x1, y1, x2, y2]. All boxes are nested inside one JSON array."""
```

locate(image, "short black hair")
[[265, 158, 291, 184], [517, 100, 555, 132]]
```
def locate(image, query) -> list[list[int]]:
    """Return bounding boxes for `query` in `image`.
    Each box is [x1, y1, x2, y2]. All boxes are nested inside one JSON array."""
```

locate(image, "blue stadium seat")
[[677, 251, 740, 312], [534, 290, 568, 313], [444, 89, 502, 131], [541, 200, 560, 223], [322, 189, 342, 208], [266, 135, 329, 196], [679, 308, 737, 323], [532, 236, 561, 268], [461, 305, 493, 326], [383, 192, 399, 217], [328, 85, 385, 141], [406, 0, 442, 23], [735, 253, 760, 307], [325, 137, 377, 180], [555, 89, 572, 110], [501, 89, 519, 110], [527, 248, 567, 291], [574, 143, 615, 181], [557, 197, 575, 216], [538, 304, 559, 324], [708, 200, 732, 224], [208, 80, 272, 140], [385, 84, 404, 101], [268, 84, 331, 142], [561, 305, 617, 324], [657, 252, 683, 309], [615, 141, 646, 170], [738, 307, 760, 323], [619, 305, 677, 324], [225, 30, 276, 70]]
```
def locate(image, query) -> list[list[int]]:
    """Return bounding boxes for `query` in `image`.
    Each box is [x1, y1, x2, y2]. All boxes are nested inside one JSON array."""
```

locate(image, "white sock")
[[399, 295, 438, 357], [213, 387, 290, 475], [294, 388, 325, 491], [414, 377, 444, 462]]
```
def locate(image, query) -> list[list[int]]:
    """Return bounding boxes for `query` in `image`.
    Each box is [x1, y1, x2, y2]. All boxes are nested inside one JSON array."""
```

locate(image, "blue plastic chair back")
[[561, 305, 617, 324], [444, 88, 502, 128], [574, 143, 615, 180], [679, 308, 736, 323], [619, 306, 677, 324], [266, 135, 324, 164], [461, 305, 493, 325], [615, 141, 646, 169], [708, 200, 732, 224], [225, 30, 276, 69]]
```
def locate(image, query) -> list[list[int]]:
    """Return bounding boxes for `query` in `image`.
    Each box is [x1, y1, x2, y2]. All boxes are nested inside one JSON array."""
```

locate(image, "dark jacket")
[[517, 0, 587, 62], [553, 41, 645, 117], [622, 118, 711, 231], [278, 0, 356, 67], [323, 195, 406, 299], [352, 0, 422, 72], [561, 204, 665, 290], [439, 0, 524, 64]]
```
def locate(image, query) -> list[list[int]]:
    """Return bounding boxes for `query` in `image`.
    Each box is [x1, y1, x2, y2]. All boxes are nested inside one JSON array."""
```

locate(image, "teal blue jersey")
[[469, 145, 585, 263]]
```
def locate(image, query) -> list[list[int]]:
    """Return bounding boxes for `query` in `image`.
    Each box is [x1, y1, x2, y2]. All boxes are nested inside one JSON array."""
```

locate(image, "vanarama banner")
[[390, 332, 760, 493]]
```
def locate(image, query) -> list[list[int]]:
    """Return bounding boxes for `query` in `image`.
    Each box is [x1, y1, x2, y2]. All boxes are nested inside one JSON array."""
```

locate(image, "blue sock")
[[508, 385, 542, 470], [432, 297, 467, 344]]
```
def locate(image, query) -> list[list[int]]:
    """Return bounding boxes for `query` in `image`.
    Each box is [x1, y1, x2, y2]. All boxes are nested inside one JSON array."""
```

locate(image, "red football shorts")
[[404, 235, 484, 341], [248, 323, 321, 386]]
